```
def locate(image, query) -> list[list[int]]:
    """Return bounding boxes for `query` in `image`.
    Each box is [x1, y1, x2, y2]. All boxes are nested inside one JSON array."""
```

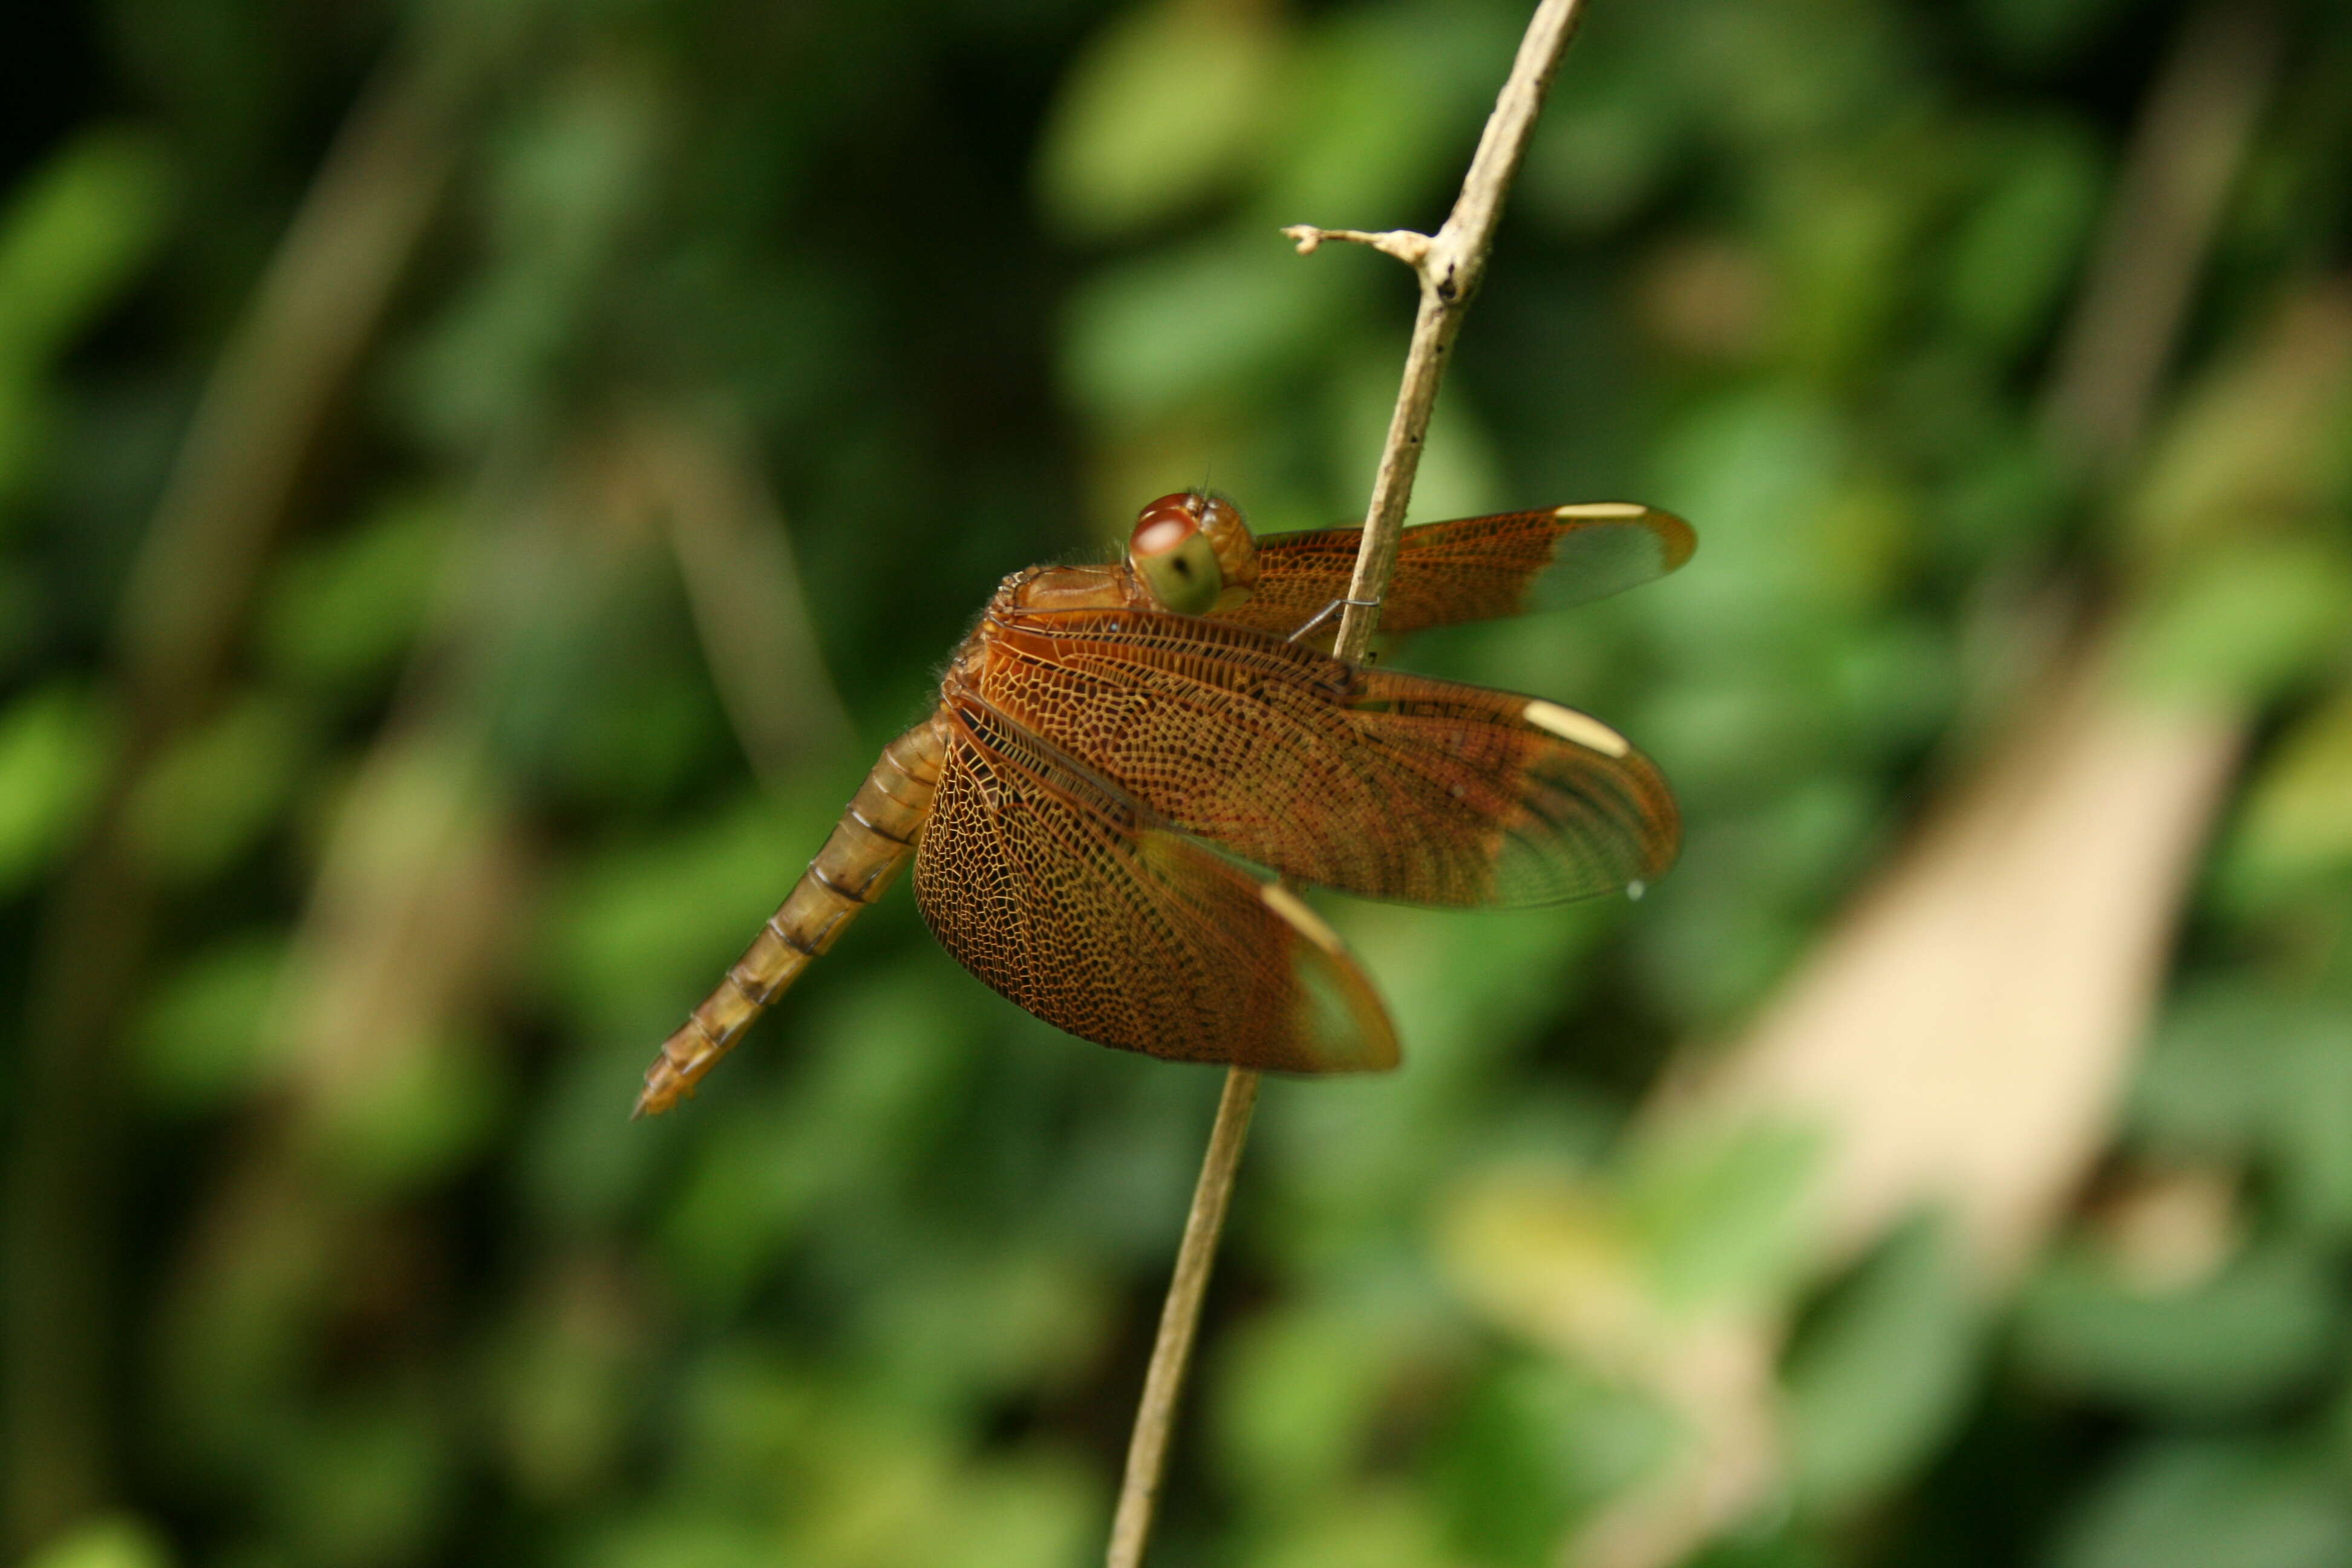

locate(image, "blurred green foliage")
[[1, 1, 2350, 1566]]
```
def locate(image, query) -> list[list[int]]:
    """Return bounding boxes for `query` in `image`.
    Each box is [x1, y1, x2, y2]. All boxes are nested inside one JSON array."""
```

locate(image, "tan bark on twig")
[[1104, 1067, 1261, 1568]]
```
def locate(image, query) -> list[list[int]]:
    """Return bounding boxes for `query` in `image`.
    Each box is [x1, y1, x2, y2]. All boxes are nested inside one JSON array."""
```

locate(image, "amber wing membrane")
[[980, 608, 1677, 907], [914, 691, 1398, 1074], [1220, 503, 1694, 641]]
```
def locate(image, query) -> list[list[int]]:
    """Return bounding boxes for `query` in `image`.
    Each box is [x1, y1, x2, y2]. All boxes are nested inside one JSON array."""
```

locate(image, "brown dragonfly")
[[635, 492, 1692, 1116]]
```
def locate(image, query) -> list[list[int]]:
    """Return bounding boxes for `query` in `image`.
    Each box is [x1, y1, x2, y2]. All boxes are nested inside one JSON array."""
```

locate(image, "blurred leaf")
[[2131, 984, 2295, 1155], [1436, 1161, 1643, 1353], [1637, 674, 1837, 805], [1034, 0, 1286, 240], [1781, 1212, 1982, 1512], [1521, 42, 1687, 234], [1214, 1295, 1420, 1509], [1764, 167, 1920, 379], [858, 1245, 1111, 1412], [1684, 1534, 1837, 1568], [2229, 688, 2352, 886], [304, 1025, 511, 1195], [131, 933, 287, 1112], [2123, 536, 2352, 707], [258, 494, 458, 693], [1811, 475, 1919, 609], [2125, 288, 2352, 571], [0, 129, 170, 501], [390, 62, 664, 452], [1936, 424, 2071, 560], [545, 788, 836, 1040], [661, 968, 976, 1311], [1649, 389, 1851, 645], [488, 1255, 646, 1506], [1250, 1485, 1465, 1568], [1942, 120, 2102, 356], [2268, 1028, 2352, 1236], [0, 682, 114, 893], [1968, 0, 2134, 70], [1435, 1355, 1678, 1566], [1061, 234, 1344, 423], [127, 691, 312, 883], [2132, 984, 2352, 1237], [268, 1401, 454, 1568], [1616, 1116, 1823, 1311], [20, 1517, 173, 1568], [666, 1353, 1094, 1567], [582, 1515, 775, 1568], [927, 1454, 1099, 1568], [1677, 0, 1915, 143], [2053, 1440, 2352, 1568], [1266, 0, 1520, 223], [0, 130, 169, 368], [2016, 1243, 2339, 1416]]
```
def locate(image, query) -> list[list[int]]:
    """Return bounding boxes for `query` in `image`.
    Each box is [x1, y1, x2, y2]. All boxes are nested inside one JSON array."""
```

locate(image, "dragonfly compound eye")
[[1129, 494, 1224, 615], [1129, 492, 1259, 615]]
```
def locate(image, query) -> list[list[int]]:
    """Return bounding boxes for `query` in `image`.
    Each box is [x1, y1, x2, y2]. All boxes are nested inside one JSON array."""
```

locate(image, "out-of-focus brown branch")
[[1105, 4, 1589, 1564], [2040, 0, 2281, 476], [604, 410, 857, 786], [1, 58, 458, 1552], [117, 78, 459, 721]]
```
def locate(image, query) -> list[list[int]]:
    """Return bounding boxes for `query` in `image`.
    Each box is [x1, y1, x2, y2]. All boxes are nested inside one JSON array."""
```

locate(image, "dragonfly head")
[[1128, 491, 1259, 616]]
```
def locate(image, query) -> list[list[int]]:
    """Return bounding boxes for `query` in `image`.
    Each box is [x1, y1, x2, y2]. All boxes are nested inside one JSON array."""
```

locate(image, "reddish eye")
[[1133, 515, 1194, 556], [1126, 490, 1257, 615], [1130, 493, 1204, 551]]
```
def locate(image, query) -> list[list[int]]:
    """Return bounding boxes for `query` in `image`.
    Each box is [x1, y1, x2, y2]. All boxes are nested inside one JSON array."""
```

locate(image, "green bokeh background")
[[2, 1, 2351, 1565]]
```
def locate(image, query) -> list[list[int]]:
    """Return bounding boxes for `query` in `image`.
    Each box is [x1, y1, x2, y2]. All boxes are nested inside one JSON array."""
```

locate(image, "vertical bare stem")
[[1319, 0, 1587, 663], [1104, 3, 1587, 1563], [1105, 1067, 1261, 1568]]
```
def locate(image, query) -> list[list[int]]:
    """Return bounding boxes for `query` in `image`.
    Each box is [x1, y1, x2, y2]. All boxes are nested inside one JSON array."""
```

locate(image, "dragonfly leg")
[[1286, 594, 1381, 644]]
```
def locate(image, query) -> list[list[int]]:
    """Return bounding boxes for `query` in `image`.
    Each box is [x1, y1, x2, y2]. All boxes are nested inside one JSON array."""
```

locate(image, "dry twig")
[[1103, 2, 1589, 1562]]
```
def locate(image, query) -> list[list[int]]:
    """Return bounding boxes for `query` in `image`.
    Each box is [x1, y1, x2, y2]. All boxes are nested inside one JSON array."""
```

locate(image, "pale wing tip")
[[1260, 881, 1345, 955], [1523, 699, 1630, 758], [1549, 502, 1697, 575]]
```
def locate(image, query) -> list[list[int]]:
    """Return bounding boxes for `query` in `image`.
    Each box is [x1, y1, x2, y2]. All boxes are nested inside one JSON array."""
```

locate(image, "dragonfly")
[[635, 492, 1693, 1116]]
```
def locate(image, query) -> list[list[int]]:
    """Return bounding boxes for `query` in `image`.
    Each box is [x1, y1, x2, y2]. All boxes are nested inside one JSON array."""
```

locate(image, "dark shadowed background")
[[3, 1, 2351, 1566]]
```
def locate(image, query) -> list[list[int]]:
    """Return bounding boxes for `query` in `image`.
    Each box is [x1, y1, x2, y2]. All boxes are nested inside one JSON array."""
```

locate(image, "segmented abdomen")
[[634, 716, 946, 1117]]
